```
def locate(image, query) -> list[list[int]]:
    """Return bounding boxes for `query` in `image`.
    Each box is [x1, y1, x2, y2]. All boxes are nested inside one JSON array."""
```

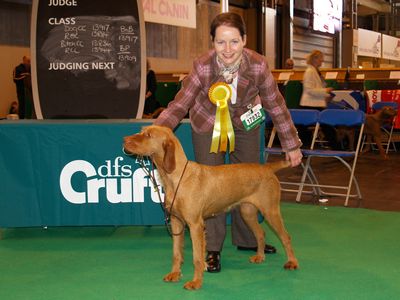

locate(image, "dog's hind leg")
[[240, 203, 266, 263], [163, 216, 184, 283], [184, 220, 206, 290], [263, 205, 299, 270]]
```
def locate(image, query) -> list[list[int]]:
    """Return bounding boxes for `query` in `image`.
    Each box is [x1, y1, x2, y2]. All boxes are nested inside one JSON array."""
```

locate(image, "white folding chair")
[[361, 102, 398, 154], [265, 109, 322, 198], [296, 109, 366, 207]]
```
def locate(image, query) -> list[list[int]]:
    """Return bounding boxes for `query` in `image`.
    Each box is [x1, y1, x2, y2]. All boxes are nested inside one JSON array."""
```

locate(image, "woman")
[[154, 12, 302, 273], [300, 50, 337, 148], [300, 50, 332, 108]]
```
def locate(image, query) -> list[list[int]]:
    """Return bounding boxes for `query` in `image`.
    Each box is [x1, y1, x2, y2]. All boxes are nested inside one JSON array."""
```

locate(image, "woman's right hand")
[[286, 148, 303, 167], [325, 87, 334, 102]]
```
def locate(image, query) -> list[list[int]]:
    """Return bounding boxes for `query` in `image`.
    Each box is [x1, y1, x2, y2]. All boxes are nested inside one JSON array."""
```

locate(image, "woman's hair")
[[306, 50, 323, 65], [210, 12, 246, 41]]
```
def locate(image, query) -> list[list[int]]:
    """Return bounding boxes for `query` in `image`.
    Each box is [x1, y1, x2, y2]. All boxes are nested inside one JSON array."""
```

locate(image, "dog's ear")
[[162, 139, 176, 173]]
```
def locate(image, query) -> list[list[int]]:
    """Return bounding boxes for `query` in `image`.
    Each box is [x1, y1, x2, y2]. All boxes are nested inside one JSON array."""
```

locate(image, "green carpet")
[[0, 203, 399, 300]]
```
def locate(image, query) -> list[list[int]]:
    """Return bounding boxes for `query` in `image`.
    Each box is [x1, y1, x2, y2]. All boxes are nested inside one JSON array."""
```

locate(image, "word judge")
[[48, 0, 77, 6]]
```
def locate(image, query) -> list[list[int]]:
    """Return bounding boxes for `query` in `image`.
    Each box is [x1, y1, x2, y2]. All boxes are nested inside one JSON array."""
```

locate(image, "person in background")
[[285, 58, 294, 69], [13, 56, 31, 119], [299, 49, 337, 148], [143, 60, 160, 118], [282, 58, 295, 90], [154, 12, 302, 273], [300, 50, 331, 108]]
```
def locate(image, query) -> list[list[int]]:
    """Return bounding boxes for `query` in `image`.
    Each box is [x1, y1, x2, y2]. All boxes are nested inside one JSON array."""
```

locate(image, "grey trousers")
[[191, 127, 261, 252]]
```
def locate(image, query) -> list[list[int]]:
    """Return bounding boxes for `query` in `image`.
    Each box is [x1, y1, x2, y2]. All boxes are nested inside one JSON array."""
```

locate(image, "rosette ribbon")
[[208, 82, 235, 153]]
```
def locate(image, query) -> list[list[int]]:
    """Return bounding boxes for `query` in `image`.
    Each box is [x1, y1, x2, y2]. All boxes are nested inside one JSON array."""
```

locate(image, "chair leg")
[[344, 159, 361, 207], [360, 134, 367, 153], [296, 157, 312, 203], [385, 125, 395, 154], [307, 165, 322, 196]]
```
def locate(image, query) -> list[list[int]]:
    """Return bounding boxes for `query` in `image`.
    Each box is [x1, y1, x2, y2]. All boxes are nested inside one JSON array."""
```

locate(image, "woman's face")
[[313, 54, 324, 68], [213, 25, 246, 67]]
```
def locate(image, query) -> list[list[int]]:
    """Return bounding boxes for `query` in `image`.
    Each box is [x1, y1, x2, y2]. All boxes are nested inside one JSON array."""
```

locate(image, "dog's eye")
[[144, 132, 152, 138]]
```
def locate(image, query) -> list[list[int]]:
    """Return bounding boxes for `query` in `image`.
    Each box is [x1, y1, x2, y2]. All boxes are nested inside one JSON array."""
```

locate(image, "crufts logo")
[[59, 156, 164, 204]]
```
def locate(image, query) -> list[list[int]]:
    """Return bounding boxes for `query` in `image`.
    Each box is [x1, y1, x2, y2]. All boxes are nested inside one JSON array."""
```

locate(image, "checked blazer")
[[154, 48, 301, 152]]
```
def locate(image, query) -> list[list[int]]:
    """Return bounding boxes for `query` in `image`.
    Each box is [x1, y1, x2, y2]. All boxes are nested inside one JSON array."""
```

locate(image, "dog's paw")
[[284, 260, 299, 270], [249, 254, 265, 264], [163, 272, 182, 282], [183, 279, 202, 290]]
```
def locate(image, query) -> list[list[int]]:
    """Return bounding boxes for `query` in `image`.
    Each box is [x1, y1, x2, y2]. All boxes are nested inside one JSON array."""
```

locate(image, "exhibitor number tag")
[[240, 104, 266, 131]]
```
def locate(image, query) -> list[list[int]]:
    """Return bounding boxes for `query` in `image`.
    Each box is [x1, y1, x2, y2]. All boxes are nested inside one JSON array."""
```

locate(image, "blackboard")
[[31, 0, 146, 119]]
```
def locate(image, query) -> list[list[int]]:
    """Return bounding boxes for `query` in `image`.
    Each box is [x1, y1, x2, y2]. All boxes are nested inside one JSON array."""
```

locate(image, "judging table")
[[330, 90, 366, 111], [0, 120, 265, 228]]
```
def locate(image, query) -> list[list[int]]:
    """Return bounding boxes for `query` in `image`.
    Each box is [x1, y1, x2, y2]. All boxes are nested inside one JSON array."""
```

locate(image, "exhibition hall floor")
[[275, 151, 400, 211]]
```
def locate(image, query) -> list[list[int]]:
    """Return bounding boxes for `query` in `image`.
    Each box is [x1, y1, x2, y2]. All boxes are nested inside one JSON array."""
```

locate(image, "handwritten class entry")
[[41, 0, 140, 89], [33, 0, 144, 118]]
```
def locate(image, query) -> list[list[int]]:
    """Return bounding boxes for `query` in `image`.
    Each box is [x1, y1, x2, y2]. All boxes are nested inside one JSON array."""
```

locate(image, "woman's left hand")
[[286, 148, 303, 167]]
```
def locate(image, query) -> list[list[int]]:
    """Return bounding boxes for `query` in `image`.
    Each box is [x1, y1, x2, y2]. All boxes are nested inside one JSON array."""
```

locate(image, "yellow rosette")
[[208, 82, 235, 153]]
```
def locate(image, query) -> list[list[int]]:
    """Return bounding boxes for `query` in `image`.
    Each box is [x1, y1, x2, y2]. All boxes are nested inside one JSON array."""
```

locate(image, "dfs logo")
[[59, 156, 164, 204]]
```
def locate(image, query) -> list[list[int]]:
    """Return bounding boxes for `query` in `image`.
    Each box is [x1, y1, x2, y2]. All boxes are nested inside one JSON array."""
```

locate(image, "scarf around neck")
[[217, 56, 242, 84]]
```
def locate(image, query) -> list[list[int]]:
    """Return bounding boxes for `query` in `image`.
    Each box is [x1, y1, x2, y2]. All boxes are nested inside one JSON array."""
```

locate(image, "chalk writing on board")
[[40, 15, 140, 90]]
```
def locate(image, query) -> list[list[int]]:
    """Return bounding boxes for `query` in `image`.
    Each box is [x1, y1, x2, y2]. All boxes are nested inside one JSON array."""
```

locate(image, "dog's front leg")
[[163, 216, 184, 283], [374, 137, 388, 159], [183, 221, 205, 290]]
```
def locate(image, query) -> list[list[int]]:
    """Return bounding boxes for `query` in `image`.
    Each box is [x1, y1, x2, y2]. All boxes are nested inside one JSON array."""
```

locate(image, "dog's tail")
[[268, 160, 292, 173]]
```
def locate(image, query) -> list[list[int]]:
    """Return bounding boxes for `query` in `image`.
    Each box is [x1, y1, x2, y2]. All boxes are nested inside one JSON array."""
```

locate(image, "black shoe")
[[206, 251, 221, 273], [237, 244, 277, 254]]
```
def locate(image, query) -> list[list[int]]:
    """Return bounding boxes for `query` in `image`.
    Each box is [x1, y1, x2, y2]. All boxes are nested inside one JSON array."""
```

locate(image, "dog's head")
[[123, 125, 176, 173], [379, 106, 398, 119]]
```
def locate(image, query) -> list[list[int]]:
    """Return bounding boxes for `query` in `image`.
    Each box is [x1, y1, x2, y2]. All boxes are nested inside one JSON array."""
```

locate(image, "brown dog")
[[363, 106, 398, 159], [123, 125, 298, 290]]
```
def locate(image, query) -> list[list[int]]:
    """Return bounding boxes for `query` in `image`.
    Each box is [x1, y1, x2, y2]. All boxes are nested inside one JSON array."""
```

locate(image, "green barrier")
[[284, 80, 303, 109], [0, 120, 265, 228], [364, 79, 379, 90], [325, 79, 340, 89], [156, 82, 180, 107]]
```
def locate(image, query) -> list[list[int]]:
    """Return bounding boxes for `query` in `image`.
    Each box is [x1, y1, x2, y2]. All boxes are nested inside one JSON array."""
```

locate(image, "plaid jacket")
[[154, 48, 301, 151]]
